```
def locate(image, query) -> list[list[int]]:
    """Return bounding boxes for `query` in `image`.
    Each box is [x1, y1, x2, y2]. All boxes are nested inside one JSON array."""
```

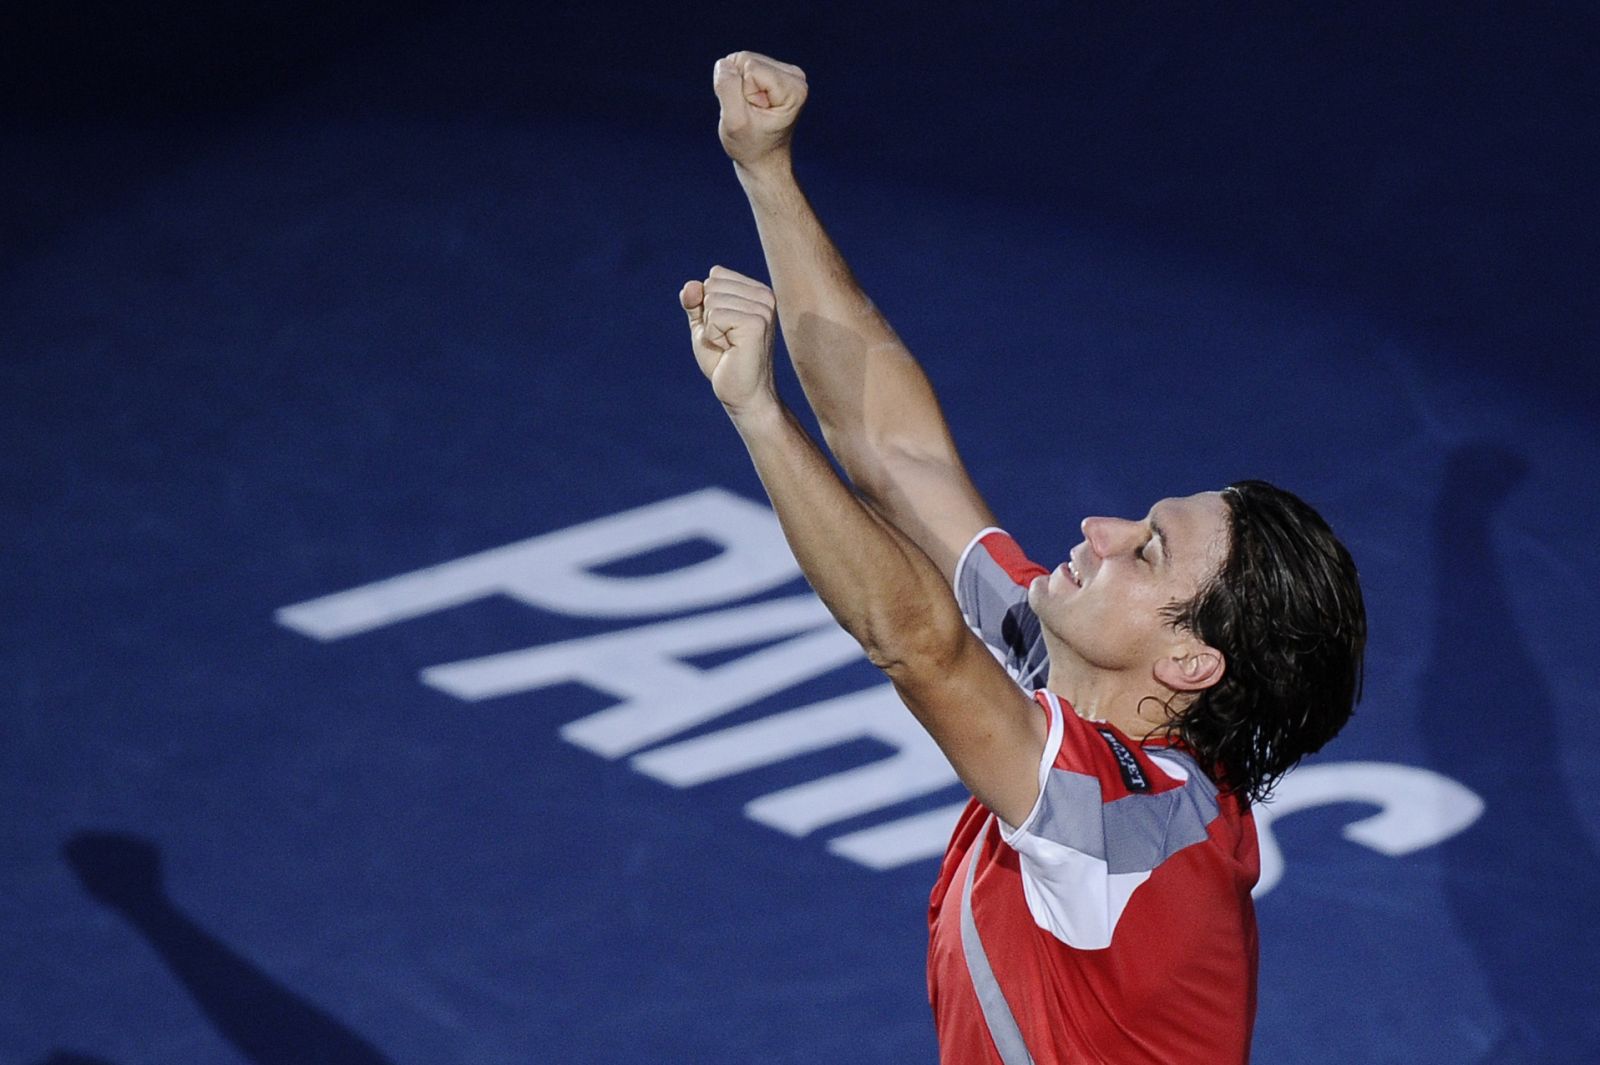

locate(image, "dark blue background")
[[6, 3, 1597, 1062]]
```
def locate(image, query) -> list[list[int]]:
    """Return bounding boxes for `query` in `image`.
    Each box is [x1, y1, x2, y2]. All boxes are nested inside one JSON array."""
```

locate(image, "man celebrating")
[[681, 52, 1365, 1065]]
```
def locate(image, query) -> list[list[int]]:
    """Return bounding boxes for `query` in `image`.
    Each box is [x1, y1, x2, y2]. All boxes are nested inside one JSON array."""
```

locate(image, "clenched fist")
[[713, 51, 808, 170], [681, 266, 778, 413]]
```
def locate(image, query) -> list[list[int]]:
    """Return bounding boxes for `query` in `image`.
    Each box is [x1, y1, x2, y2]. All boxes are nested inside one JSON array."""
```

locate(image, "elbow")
[[859, 597, 971, 681], [830, 430, 950, 508], [820, 431, 895, 506]]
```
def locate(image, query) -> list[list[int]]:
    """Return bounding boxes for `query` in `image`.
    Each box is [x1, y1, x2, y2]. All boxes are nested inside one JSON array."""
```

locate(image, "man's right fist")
[[681, 266, 779, 415], [713, 52, 808, 169]]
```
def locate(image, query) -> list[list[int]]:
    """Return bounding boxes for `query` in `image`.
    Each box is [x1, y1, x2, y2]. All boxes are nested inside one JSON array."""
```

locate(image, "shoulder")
[[954, 527, 1048, 591]]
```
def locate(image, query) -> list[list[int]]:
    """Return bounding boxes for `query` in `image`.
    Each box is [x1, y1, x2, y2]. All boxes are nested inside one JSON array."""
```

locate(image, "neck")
[[1045, 653, 1179, 741]]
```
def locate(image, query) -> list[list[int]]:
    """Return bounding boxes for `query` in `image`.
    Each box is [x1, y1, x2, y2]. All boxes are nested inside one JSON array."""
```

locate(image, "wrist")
[[723, 388, 787, 432], [733, 152, 796, 190]]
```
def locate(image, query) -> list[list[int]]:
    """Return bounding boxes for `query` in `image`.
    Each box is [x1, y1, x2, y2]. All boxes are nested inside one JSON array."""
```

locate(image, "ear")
[[1154, 643, 1226, 694]]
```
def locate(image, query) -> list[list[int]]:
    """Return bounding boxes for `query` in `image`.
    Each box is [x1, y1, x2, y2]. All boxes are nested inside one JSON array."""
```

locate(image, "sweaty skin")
[[680, 268, 1049, 827], [702, 51, 1229, 740]]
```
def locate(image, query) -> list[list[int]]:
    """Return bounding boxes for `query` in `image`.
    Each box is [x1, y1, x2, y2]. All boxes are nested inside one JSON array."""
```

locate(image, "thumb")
[[680, 279, 706, 330], [712, 58, 748, 128]]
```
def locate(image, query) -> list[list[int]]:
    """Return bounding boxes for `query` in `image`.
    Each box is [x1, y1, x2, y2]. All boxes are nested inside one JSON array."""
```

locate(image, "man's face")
[[1027, 491, 1231, 678]]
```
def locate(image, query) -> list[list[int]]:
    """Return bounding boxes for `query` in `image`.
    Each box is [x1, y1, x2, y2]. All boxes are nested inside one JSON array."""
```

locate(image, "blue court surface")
[[5, 3, 1598, 1062]]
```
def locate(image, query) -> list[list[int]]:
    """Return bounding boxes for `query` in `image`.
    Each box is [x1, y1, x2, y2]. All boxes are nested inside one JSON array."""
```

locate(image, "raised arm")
[[712, 52, 995, 579], [679, 267, 1045, 824]]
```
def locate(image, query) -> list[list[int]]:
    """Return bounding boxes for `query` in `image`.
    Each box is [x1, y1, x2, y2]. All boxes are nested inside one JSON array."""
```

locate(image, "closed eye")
[[1136, 529, 1162, 563]]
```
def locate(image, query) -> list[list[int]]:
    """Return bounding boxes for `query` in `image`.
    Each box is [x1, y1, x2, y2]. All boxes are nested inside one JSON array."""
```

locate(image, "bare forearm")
[[727, 394, 961, 671], [736, 162, 958, 481], [712, 53, 994, 576], [737, 162, 994, 575], [712, 52, 946, 479]]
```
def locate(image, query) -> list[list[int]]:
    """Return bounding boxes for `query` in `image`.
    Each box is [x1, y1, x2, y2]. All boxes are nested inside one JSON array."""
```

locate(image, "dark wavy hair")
[[1162, 480, 1366, 805]]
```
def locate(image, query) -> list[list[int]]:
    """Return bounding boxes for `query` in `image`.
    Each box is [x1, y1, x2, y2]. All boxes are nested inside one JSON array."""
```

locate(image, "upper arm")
[[885, 627, 1050, 826], [881, 525, 1052, 823], [883, 521, 1056, 818], [864, 443, 997, 582]]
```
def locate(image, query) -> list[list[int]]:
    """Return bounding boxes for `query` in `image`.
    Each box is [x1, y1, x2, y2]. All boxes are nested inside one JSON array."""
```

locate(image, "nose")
[[1081, 515, 1141, 557]]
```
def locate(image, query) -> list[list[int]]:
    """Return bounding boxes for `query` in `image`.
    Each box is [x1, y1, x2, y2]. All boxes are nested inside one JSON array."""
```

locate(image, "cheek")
[[1065, 586, 1169, 651]]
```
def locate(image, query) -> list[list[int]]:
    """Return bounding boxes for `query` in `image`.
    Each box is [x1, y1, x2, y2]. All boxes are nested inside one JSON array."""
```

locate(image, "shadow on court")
[[1424, 443, 1600, 1062], [47, 832, 392, 1065]]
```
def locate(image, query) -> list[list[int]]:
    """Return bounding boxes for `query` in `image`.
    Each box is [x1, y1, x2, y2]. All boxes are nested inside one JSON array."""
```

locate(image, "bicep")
[[886, 628, 1049, 826]]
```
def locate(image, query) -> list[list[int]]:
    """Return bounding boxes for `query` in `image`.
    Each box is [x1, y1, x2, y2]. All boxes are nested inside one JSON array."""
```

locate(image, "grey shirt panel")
[[953, 529, 1051, 690]]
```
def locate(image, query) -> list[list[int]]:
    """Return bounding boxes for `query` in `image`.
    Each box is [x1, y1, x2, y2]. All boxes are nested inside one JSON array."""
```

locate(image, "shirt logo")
[[1097, 729, 1151, 792]]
